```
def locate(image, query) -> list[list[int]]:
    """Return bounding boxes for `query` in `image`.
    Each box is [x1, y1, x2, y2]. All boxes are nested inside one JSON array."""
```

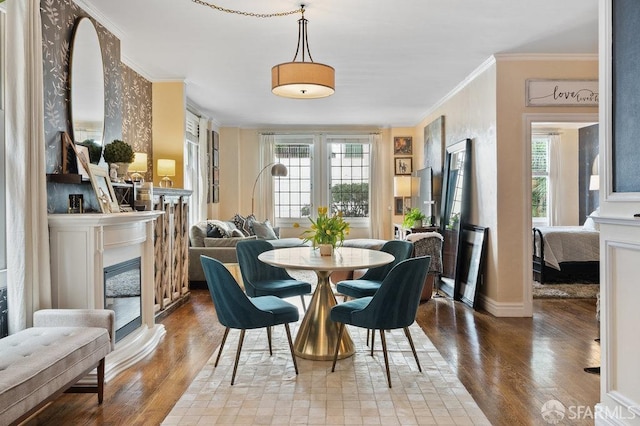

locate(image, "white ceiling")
[[77, 0, 599, 129]]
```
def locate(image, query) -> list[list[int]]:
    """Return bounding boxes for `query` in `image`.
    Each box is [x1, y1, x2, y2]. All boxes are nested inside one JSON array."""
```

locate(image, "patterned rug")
[[162, 322, 490, 425], [532, 281, 599, 299]]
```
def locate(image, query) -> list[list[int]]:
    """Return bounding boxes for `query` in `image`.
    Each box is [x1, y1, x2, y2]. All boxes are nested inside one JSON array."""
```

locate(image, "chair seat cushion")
[[330, 297, 372, 325], [250, 296, 299, 325], [252, 279, 312, 299], [336, 279, 382, 299]]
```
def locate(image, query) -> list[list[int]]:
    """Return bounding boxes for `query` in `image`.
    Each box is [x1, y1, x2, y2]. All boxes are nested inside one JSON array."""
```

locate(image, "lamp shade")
[[157, 159, 175, 177], [394, 176, 412, 197], [270, 163, 288, 177], [129, 152, 148, 173], [272, 62, 335, 99]]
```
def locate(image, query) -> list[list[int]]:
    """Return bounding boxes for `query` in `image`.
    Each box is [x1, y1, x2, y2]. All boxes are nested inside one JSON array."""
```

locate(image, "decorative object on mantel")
[[87, 164, 120, 213], [251, 162, 287, 214], [298, 206, 349, 255], [103, 139, 135, 182], [129, 152, 148, 184], [157, 159, 176, 188], [525, 79, 598, 107], [191, 1, 334, 99]]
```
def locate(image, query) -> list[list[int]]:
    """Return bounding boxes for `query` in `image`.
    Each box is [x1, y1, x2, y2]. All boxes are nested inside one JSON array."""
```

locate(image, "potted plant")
[[403, 208, 427, 229], [103, 139, 134, 179], [298, 206, 350, 255]]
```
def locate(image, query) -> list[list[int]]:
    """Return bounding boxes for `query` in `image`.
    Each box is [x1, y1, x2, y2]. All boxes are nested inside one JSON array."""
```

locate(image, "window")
[[274, 134, 371, 226], [532, 136, 550, 226], [184, 111, 202, 226]]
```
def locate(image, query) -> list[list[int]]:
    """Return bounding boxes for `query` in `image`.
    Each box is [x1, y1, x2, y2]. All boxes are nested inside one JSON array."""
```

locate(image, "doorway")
[[523, 113, 599, 314]]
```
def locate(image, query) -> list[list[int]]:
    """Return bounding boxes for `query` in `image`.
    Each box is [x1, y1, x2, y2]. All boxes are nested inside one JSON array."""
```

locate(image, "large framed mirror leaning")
[[70, 17, 105, 163], [439, 138, 472, 297], [455, 224, 488, 308]]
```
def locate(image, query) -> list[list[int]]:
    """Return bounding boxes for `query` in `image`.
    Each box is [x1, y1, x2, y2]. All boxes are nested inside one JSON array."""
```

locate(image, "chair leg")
[[370, 329, 375, 356], [231, 329, 246, 385], [404, 326, 422, 372], [366, 329, 370, 347], [267, 326, 273, 355], [379, 329, 392, 388], [215, 327, 230, 367], [284, 323, 299, 375], [331, 323, 345, 372], [300, 295, 307, 313]]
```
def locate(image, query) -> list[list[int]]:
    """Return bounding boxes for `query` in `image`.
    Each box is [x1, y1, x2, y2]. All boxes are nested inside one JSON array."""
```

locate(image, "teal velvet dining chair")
[[335, 240, 413, 300], [200, 255, 299, 385], [237, 239, 312, 311], [330, 256, 431, 388]]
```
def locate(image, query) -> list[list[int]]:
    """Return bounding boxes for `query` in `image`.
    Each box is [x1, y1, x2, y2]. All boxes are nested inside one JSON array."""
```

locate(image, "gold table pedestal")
[[293, 270, 355, 360]]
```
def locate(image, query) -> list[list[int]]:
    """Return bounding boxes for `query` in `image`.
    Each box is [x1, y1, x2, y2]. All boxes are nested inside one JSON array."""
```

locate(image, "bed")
[[532, 225, 600, 284]]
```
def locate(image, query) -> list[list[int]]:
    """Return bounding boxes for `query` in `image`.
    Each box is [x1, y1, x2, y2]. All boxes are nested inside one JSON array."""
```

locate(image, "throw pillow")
[[243, 214, 257, 236], [252, 219, 279, 240], [206, 222, 225, 239], [231, 213, 250, 237]]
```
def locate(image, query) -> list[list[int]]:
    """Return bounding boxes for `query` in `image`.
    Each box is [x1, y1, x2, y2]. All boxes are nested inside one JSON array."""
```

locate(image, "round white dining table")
[[258, 246, 394, 361]]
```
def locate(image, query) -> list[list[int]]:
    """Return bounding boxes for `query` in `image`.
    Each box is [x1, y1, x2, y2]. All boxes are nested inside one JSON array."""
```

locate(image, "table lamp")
[[394, 176, 412, 219], [129, 152, 147, 184], [157, 159, 175, 188]]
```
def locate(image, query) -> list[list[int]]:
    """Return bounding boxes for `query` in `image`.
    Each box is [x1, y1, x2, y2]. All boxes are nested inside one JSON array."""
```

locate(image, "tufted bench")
[[0, 309, 115, 426]]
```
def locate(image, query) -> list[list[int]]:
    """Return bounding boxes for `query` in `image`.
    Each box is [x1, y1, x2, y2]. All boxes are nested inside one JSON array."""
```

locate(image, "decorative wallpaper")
[[41, 0, 152, 212], [122, 65, 153, 183]]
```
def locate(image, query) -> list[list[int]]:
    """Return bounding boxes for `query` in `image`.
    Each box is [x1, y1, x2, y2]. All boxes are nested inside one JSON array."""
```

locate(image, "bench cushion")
[[0, 326, 111, 424]]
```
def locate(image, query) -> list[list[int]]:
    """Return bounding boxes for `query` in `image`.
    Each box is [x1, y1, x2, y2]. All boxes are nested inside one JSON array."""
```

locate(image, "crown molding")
[[72, 0, 125, 40], [419, 55, 497, 122], [494, 53, 598, 61]]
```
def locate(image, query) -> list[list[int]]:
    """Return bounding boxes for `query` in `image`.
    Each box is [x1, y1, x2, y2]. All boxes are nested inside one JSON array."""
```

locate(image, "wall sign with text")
[[525, 79, 598, 107]]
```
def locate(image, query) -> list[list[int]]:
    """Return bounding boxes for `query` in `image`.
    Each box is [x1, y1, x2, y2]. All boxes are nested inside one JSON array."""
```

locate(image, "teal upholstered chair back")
[[200, 255, 275, 329], [353, 256, 431, 330], [237, 239, 297, 295], [360, 240, 413, 282]]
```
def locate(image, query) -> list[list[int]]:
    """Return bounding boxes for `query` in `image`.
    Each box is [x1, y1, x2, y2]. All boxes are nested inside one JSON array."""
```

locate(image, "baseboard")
[[479, 294, 530, 317]]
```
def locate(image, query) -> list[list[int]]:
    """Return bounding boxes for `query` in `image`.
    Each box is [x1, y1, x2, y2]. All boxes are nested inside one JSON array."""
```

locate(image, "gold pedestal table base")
[[293, 270, 354, 360]]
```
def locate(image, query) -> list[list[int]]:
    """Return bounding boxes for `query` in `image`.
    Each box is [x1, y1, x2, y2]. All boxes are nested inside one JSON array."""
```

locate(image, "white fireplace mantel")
[[48, 211, 165, 380]]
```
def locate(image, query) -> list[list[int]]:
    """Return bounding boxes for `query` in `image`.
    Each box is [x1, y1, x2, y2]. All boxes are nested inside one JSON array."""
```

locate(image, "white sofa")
[[0, 309, 115, 426]]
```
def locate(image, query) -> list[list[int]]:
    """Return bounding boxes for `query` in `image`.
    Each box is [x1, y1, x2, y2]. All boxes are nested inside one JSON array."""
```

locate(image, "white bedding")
[[535, 226, 600, 270]]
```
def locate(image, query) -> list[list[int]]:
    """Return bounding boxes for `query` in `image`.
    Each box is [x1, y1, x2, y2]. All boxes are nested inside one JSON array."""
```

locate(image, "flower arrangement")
[[297, 206, 350, 248]]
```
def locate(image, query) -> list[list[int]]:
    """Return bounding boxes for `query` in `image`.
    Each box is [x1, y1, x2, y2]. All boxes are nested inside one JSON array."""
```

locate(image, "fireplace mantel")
[[49, 211, 165, 380]]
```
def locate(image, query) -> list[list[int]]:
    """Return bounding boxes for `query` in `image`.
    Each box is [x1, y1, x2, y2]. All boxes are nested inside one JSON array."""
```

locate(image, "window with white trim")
[[532, 135, 550, 226], [0, 10, 7, 292], [274, 134, 371, 227]]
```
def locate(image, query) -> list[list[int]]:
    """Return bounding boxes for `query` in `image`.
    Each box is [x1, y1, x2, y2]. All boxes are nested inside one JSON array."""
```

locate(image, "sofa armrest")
[[33, 309, 116, 351]]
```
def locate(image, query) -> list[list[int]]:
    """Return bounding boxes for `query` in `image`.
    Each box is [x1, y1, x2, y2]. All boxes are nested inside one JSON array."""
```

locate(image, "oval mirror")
[[70, 17, 105, 163]]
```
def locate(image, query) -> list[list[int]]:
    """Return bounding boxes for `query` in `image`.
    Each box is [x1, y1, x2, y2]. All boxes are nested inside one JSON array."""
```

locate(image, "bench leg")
[[97, 358, 105, 404]]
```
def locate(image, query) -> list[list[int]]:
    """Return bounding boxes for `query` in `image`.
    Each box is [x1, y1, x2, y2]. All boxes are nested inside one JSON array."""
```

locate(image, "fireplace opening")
[[104, 257, 142, 342]]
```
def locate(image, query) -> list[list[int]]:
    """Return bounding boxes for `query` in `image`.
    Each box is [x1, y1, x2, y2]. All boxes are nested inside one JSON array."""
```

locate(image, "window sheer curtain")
[[6, 0, 52, 332], [368, 133, 385, 238], [548, 134, 561, 226], [257, 134, 277, 222]]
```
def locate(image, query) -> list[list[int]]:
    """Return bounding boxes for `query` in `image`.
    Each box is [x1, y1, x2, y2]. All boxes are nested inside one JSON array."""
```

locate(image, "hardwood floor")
[[25, 290, 599, 425]]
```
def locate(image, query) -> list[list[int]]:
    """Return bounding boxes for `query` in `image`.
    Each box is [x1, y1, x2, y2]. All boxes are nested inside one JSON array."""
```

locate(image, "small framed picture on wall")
[[394, 136, 412, 155], [394, 157, 412, 175]]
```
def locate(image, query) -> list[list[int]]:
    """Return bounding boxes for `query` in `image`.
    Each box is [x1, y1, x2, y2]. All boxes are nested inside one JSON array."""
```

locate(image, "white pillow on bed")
[[583, 210, 600, 231]]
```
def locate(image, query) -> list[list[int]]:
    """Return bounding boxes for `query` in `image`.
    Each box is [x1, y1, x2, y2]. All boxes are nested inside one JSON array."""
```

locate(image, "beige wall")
[[411, 56, 597, 315], [494, 57, 597, 308], [414, 61, 500, 304], [152, 82, 186, 188]]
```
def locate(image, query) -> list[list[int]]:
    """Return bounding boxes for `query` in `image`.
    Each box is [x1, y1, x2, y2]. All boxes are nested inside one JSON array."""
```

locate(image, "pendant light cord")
[[192, 0, 302, 18]]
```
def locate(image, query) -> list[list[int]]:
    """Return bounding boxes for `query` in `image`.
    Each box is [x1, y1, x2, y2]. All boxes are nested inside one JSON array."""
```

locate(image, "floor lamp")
[[252, 162, 288, 214]]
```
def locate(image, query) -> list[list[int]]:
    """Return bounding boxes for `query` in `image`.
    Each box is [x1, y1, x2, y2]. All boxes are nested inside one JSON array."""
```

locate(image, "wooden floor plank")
[[24, 291, 599, 425]]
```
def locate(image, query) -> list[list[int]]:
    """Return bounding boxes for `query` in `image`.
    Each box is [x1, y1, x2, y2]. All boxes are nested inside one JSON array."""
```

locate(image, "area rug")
[[161, 322, 490, 425], [532, 281, 599, 299]]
